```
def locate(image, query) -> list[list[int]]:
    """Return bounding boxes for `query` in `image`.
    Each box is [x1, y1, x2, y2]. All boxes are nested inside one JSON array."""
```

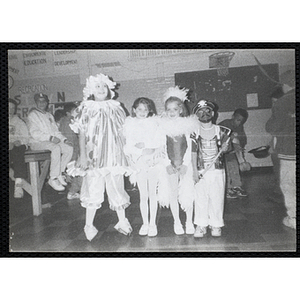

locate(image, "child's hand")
[[64, 140, 73, 147], [9, 142, 14, 151], [78, 155, 88, 170], [142, 148, 155, 155], [14, 140, 22, 147], [152, 149, 162, 165], [135, 142, 145, 149], [193, 171, 200, 184], [221, 141, 229, 152], [166, 164, 176, 175], [51, 136, 61, 144], [239, 161, 251, 172], [233, 143, 243, 153], [178, 165, 187, 175]]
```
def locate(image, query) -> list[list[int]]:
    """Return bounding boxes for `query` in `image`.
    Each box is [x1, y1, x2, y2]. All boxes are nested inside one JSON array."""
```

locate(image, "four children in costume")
[[13, 72, 254, 241]]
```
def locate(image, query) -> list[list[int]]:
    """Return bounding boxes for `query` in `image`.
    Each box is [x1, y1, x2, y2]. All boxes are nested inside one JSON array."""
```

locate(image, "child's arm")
[[123, 118, 144, 158], [191, 135, 200, 183], [219, 127, 232, 153], [191, 152, 199, 183], [78, 130, 87, 169], [231, 134, 251, 171], [234, 144, 251, 171]]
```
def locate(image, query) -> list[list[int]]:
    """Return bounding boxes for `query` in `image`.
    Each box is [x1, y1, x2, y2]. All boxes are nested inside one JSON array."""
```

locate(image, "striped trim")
[[278, 154, 296, 160]]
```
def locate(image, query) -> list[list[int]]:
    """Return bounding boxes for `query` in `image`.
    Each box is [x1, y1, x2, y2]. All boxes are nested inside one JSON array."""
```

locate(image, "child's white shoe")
[[139, 224, 149, 236], [84, 225, 98, 241], [57, 175, 67, 186], [148, 225, 157, 237], [174, 222, 184, 235], [48, 178, 65, 191], [114, 218, 133, 236], [282, 216, 296, 230], [210, 226, 222, 237], [194, 226, 207, 238], [185, 222, 195, 235]]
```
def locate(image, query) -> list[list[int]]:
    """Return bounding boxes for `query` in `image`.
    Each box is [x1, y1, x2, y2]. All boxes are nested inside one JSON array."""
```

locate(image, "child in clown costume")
[[123, 97, 165, 237], [68, 73, 132, 241], [158, 87, 200, 235]]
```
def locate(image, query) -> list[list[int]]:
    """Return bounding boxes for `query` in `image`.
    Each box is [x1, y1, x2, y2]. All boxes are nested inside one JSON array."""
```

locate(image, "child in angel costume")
[[191, 100, 231, 238], [159, 87, 200, 235], [67, 74, 132, 241], [123, 97, 165, 237]]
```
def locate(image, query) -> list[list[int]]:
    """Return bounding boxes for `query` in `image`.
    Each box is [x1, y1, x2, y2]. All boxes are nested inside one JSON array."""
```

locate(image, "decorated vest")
[[191, 125, 231, 170]]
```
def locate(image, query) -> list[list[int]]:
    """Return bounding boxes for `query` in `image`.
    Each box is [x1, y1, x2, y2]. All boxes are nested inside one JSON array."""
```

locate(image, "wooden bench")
[[22, 150, 51, 216]]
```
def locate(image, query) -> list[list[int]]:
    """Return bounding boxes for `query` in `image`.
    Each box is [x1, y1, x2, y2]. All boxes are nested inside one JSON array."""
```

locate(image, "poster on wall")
[[8, 50, 81, 78], [53, 50, 79, 73], [22, 50, 51, 76], [9, 74, 83, 119]]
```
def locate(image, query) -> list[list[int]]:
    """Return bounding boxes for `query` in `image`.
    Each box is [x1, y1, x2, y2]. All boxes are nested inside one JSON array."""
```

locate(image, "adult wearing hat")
[[27, 93, 73, 191], [191, 100, 231, 238], [265, 70, 296, 230]]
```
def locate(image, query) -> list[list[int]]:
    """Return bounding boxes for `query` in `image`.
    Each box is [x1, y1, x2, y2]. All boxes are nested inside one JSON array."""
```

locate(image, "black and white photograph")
[[2, 1, 299, 298], [7, 46, 297, 253]]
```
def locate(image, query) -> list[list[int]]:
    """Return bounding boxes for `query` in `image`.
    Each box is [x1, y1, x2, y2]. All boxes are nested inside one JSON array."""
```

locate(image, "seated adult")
[[27, 93, 73, 191], [9, 98, 29, 198]]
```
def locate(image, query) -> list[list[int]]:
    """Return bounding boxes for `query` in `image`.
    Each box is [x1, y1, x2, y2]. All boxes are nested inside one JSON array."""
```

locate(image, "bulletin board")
[[175, 63, 279, 113]]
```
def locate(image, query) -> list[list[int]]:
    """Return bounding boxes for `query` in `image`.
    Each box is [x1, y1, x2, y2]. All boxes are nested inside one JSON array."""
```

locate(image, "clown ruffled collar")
[[81, 99, 121, 110]]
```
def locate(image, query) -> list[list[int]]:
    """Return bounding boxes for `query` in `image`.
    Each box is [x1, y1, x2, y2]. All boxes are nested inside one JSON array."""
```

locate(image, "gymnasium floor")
[[9, 167, 297, 254]]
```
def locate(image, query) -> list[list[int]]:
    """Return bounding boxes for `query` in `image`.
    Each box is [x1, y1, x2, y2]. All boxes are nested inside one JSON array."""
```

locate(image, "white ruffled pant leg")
[[80, 173, 105, 209], [105, 173, 130, 211], [194, 169, 225, 227], [80, 172, 130, 210]]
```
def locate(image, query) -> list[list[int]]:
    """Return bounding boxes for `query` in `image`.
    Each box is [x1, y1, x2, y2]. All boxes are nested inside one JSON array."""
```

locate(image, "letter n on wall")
[[57, 92, 65, 102]]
